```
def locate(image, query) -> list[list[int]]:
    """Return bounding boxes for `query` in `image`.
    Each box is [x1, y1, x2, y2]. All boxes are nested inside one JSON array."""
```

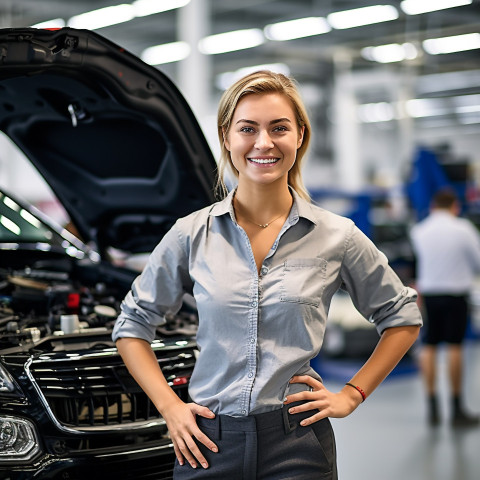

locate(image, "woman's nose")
[[254, 130, 274, 149]]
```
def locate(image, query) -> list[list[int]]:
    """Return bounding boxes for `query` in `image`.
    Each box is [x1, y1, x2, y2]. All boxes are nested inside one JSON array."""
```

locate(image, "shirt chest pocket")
[[280, 258, 327, 307]]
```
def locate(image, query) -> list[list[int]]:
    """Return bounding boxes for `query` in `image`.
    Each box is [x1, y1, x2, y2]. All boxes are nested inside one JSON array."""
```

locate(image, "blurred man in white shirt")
[[411, 189, 480, 427]]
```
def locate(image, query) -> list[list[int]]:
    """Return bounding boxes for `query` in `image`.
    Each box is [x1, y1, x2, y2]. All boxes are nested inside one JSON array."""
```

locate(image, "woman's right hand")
[[115, 338, 217, 468], [162, 399, 218, 469]]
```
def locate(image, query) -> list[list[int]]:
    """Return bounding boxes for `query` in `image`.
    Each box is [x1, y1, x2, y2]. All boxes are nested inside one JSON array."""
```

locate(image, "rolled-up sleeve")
[[112, 221, 191, 343], [340, 223, 422, 335]]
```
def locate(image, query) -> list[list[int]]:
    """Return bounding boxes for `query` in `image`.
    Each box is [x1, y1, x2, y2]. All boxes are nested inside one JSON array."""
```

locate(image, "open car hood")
[[0, 27, 216, 255]]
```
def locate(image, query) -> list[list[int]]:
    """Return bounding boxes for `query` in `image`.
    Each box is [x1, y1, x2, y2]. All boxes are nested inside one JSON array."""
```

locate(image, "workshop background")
[[1, 1, 479, 479]]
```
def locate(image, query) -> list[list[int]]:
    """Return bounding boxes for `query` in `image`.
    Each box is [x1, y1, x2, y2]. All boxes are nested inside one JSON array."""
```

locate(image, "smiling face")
[[224, 93, 304, 189]]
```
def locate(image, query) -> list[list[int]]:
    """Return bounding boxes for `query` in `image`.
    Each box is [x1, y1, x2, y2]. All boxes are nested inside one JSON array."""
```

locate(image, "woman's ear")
[[297, 125, 305, 149], [222, 127, 230, 151]]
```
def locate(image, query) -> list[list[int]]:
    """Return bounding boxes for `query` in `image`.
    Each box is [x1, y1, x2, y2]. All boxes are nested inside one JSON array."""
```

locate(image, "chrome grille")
[[27, 341, 195, 429]]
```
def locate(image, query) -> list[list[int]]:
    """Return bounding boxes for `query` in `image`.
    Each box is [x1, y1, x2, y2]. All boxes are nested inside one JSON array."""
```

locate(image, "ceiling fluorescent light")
[[361, 43, 417, 63], [133, 0, 190, 17], [406, 98, 451, 117], [0, 216, 21, 236], [453, 93, 480, 109], [456, 105, 480, 114], [264, 17, 331, 41], [20, 210, 42, 228], [406, 94, 480, 118], [68, 4, 134, 30], [32, 18, 66, 29], [199, 29, 264, 55], [423, 33, 480, 54], [400, 0, 472, 16], [141, 41, 191, 65], [358, 102, 395, 123], [3, 196, 19, 211], [327, 5, 398, 29], [216, 63, 290, 90]]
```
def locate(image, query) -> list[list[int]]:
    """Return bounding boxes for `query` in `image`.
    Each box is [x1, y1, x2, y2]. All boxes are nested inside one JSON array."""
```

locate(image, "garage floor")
[[324, 341, 480, 480]]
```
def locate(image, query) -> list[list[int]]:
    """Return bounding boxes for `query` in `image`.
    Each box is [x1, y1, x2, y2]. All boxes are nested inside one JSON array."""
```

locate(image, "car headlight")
[[0, 416, 40, 463], [0, 364, 15, 393]]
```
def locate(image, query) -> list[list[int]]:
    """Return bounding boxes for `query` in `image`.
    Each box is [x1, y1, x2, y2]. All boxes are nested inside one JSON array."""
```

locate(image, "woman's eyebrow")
[[271, 118, 292, 125], [235, 117, 292, 125]]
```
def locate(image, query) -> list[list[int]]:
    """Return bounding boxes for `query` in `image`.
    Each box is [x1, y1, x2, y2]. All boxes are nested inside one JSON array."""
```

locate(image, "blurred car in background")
[[0, 27, 216, 479]]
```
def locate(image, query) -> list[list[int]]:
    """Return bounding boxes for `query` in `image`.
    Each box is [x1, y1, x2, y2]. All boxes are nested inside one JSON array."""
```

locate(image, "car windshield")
[[0, 191, 64, 245]]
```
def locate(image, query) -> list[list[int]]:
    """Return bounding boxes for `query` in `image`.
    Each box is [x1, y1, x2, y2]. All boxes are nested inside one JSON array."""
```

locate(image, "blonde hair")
[[216, 70, 312, 201]]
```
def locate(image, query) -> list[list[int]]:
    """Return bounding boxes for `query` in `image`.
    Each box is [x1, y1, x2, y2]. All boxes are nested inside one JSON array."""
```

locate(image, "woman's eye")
[[274, 126, 287, 132], [240, 126, 255, 133]]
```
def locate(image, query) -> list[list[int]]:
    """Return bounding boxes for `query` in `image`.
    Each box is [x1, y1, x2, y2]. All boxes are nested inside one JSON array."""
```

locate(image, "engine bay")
[[0, 254, 199, 356], [0, 261, 126, 352]]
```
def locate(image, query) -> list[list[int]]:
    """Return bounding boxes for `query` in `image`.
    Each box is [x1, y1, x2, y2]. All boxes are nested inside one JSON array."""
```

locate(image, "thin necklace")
[[233, 194, 291, 228], [235, 202, 290, 228], [244, 211, 286, 228]]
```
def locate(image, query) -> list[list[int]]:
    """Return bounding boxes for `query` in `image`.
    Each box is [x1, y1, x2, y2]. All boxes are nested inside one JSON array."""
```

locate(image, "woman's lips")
[[247, 157, 280, 166]]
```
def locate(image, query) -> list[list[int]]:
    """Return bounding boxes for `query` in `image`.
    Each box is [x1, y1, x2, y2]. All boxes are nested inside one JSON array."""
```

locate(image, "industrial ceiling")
[[2, 0, 479, 86], [1, 0, 479, 190]]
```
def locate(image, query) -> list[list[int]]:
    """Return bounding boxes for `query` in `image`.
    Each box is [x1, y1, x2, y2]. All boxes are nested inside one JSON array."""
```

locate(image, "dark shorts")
[[422, 294, 469, 345], [173, 403, 337, 480]]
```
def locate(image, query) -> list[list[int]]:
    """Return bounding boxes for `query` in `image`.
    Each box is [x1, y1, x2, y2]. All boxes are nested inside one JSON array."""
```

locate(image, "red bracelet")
[[345, 382, 366, 402]]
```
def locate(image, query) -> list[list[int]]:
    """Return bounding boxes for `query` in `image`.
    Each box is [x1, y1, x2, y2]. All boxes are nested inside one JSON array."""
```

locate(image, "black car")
[[0, 27, 216, 479]]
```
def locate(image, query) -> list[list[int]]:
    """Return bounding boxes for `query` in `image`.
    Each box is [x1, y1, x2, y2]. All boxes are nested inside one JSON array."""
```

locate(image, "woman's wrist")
[[155, 392, 185, 417], [341, 383, 365, 408], [345, 382, 366, 402]]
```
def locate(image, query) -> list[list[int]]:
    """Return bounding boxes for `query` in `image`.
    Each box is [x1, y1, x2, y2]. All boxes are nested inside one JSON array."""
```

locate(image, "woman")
[[113, 71, 422, 479]]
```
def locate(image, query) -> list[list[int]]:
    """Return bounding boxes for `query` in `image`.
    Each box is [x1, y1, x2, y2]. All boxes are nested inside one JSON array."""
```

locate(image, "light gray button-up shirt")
[[113, 189, 422, 416]]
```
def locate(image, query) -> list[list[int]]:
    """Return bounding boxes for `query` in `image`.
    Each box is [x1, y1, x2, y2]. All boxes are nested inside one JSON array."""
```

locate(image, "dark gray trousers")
[[173, 404, 337, 480]]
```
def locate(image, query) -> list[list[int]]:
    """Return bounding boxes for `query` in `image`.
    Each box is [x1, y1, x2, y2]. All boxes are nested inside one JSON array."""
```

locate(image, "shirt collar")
[[209, 187, 318, 226], [430, 209, 454, 218]]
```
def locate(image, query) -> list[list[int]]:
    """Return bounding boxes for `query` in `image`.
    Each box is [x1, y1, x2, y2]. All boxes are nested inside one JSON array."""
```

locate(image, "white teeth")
[[249, 158, 279, 164]]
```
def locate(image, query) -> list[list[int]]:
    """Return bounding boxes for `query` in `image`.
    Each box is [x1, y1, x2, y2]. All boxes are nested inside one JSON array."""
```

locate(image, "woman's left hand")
[[284, 375, 363, 426]]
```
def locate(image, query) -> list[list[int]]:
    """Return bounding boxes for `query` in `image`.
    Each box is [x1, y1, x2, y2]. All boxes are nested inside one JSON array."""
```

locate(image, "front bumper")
[[1, 441, 176, 480]]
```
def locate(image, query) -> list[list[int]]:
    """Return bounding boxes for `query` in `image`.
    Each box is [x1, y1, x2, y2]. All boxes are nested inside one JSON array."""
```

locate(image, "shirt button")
[[260, 267, 268, 276], [248, 372, 254, 378], [251, 301, 257, 307], [241, 409, 247, 415], [250, 338, 255, 344]]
